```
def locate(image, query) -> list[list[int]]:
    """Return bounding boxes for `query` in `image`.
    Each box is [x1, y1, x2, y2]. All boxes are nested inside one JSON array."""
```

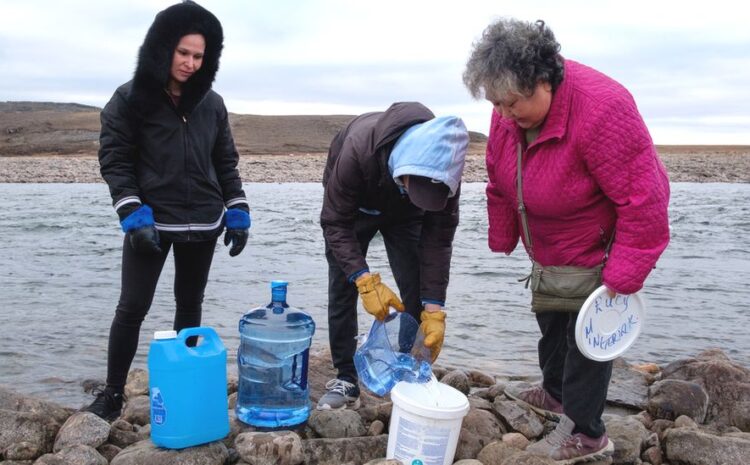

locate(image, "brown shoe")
[[506, 384, 563, 420], [549, 431, 614, 464]]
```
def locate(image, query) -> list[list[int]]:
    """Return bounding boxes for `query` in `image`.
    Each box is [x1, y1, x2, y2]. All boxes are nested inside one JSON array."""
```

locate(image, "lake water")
[[1, 183, 748, 408]]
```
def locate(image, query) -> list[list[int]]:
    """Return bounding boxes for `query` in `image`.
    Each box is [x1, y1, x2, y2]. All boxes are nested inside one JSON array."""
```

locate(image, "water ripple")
[[0, 182, 748, 407]]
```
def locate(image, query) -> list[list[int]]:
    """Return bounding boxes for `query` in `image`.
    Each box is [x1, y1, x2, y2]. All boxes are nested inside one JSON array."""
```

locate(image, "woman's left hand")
[[224, 229, 248, 257]]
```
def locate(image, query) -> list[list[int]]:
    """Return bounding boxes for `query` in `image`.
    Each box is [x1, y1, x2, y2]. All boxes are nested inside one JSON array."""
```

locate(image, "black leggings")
[[106, 235, 217, 391], [536, 311, 613, 438]]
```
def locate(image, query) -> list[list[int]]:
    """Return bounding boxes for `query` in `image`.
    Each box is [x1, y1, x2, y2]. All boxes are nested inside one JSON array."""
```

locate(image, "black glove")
[[224, 228, 248, 257], [128, 226, 162, 255]]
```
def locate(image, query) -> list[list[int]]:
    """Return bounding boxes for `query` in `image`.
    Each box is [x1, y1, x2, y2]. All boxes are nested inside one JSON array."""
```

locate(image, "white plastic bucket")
[[387, 379, 470, 465]]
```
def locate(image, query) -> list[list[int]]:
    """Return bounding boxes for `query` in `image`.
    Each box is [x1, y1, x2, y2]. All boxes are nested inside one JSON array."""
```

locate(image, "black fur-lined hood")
[[130, 1, 223, 115]]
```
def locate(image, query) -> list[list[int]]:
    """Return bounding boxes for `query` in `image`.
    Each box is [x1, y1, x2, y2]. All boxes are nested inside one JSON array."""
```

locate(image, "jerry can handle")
[[177, 327, 225, 355]]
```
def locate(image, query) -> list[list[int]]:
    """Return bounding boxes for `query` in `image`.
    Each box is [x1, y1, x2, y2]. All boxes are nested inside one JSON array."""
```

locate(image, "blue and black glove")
[[120, 205, 162, 255], [224, 208, 250, 257]]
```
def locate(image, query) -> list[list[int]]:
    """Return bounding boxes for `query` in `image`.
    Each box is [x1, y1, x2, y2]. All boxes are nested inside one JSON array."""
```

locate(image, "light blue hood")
[[388, 115, 469, 197]]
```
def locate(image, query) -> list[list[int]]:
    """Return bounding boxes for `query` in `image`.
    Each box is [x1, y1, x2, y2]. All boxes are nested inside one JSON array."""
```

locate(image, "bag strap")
[[516, 143, 535, 261]]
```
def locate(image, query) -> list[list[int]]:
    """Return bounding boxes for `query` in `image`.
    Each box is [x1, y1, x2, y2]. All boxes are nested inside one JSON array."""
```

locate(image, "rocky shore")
[[2, 347, 748, 465], [1, 102, 749, 183], [1, 146, 750, 184]]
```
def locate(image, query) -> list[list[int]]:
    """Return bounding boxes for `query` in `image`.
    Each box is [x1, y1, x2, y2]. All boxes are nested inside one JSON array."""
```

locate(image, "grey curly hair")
[[463, 19, 564, 100]]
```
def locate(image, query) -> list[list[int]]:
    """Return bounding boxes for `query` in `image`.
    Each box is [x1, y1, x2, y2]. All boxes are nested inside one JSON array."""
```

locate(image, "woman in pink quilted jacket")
[[463, 19, 670, 464]]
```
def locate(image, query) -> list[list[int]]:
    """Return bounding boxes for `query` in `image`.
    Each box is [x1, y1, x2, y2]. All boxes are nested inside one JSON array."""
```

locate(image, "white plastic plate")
[[575, 285, 646, 362]]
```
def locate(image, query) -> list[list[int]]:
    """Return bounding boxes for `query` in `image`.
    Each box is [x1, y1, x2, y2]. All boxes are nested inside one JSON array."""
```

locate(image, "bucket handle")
[[177, 327, 225, 355]]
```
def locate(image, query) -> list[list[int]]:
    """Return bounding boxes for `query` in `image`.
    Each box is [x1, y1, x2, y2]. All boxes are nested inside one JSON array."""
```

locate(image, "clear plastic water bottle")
[[236, 280, 315, 427], [354, 312, 433, 396]]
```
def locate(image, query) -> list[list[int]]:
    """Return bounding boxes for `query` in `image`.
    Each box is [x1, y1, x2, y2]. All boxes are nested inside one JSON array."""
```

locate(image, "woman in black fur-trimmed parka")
[[88, 1, 250, 420]]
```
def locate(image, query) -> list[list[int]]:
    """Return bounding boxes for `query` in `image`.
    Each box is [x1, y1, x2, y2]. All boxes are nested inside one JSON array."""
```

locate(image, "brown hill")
[[0, 101, 487, 156], [1, 102, 748, 183]]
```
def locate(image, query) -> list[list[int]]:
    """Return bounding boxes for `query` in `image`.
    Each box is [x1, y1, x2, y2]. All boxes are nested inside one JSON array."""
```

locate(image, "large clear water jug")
[[148, 327, 229, 449], [236, 280, 316, 427], [354, 311, 432, 396]]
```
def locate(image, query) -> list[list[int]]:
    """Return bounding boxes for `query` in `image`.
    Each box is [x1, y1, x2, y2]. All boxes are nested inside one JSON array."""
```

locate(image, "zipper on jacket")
[[182, 114, 191, 239]]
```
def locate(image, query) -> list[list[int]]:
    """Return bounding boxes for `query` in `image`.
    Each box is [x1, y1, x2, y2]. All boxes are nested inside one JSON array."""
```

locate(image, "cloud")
[[0, 0, 748, 143]]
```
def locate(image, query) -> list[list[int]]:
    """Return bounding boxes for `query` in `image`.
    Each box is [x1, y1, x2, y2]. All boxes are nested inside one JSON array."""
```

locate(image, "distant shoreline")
[[0, 149, 749, 183]]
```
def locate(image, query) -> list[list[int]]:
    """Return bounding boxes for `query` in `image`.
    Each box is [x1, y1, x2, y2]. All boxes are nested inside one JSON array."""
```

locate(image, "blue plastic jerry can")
[[148, 327, 229, 449]]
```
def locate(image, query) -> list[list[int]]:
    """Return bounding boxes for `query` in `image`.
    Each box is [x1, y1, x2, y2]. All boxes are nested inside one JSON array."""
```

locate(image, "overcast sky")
[[1, 0, 748, 144]]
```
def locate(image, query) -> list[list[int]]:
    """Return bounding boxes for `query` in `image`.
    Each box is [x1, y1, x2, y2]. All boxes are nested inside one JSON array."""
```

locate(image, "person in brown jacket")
[[318, 102, 469, 409]]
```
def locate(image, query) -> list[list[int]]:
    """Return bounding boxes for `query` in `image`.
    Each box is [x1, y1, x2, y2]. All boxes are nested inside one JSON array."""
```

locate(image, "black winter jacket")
[[98, 1, 247, 242], [320, 102, 461, 303]]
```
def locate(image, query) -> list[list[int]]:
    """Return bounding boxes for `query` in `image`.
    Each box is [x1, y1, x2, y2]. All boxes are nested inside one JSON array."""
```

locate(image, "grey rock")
[[357, 406, 379, 423], [486, 382, 506, 401], [468, 396, 493, 411], [0, 460, 34, 465], [499, 452, 557, 465], [53, 412, 110, 452], [665, 427, 750, 465], [0, 387, 72, 426], [0, 409, 58, 456], [227, 373, 239, 396], [650, 419, 675, 442], [124, 369, 149, 400], [307, 409, 366, 439], [603, 415, 650, 465], [468, 370, 496, 387], [120, 395, 150, 426], [454, 460, 484, 465], [642, 445, 663, 465], [632, 410, 654, 430], [456, 408, 506, 460], [501, 432, 529, 450], [108, 419, 147, 449], [492, 399, 544, 439], [110, 439, 229, 465], [55, 444, 108, 465], [441, 370, 471, 395], [31, 454, 68, 465], [728, 401, 750, 431], [432, 366, 449, 380], [607, 365, 650, 410], [661, 348, 750, 428], [367, 420, 385, 436], [301, 435, 388, 465], [224, 412, 258, 448], [648, 379, 708, 423], [674, 415, 699, 429], [235, 431, 303, 465], [96, 443, 122, 462], [476, 440, 522, 465], [4, 441, 43, 461]]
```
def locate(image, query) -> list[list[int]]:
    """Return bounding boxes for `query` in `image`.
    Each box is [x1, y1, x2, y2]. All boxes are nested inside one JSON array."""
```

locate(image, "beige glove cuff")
[[355, 272, 381, 293], [420, 309, 446, 322]]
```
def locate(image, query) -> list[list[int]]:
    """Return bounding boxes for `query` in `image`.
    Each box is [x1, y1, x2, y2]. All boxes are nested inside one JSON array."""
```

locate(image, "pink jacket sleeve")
[[580, 97, 670, 294], [486, 112, 520, 254]]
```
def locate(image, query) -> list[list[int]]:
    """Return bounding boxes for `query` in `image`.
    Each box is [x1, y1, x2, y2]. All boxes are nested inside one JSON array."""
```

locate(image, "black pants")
[[325, 213, 423, 383], [106, 235, 217, 391], [536, 311, 613, 438]]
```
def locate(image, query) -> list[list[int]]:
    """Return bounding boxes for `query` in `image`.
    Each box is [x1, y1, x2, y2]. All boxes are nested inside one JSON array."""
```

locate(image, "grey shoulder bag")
[[516, 144, 610, 313]]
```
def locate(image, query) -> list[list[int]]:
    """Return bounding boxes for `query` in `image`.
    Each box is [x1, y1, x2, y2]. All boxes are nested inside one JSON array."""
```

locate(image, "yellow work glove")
[[420, 310, 446, 362], [355, 273, 405, 320]]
